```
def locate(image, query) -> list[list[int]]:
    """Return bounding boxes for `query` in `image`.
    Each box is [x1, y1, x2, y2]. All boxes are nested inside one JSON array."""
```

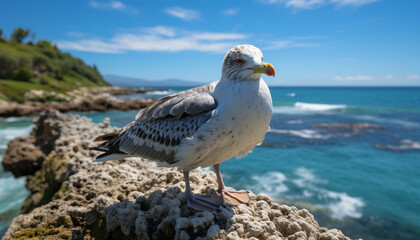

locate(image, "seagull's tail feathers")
[[94, 132, 119, 142], [94, 152, 129, 162], [91, 132, 129, 162]]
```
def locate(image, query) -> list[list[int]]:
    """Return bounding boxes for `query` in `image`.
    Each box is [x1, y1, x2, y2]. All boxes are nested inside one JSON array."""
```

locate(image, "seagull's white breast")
[[214, 79, 273, 159], [174, 78, 272, 171]]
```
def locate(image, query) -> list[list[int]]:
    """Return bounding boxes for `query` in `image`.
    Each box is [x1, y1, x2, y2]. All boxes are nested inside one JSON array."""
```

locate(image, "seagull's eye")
[[235, 59, 244, 64]]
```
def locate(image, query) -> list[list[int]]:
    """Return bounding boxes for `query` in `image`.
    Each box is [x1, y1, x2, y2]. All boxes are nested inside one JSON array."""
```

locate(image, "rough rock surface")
[[3, 110, 352, 240], [2, 136, 45, 177], [0, 87, 155, 117]]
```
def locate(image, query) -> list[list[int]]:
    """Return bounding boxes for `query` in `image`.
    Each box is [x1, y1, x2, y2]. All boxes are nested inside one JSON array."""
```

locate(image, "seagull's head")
[[222, 44, 275, 81]]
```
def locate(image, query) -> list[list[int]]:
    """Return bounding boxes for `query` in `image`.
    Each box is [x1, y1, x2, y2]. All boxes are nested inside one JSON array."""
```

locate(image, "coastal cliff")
[[2, 110, 351, 240], [0, 87, 155, 117]]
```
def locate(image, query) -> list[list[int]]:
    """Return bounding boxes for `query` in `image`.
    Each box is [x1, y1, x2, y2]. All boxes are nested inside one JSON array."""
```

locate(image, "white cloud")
[[265, 37, 322, 49], [143, 26, 177, 37], [330, 0, 379, 7], [90, 1, 124, 9], [384, 75, 393, 80], [56, 26, 248, 54], [406, 75, 420, 80], [334, 75, 392, 81], [262, 0, 379, 9], [57, 40, 121, 53], [66, 31, 84, 38], [165, 7, 199, 21], [335, 75, 374, 81], [89, 1, 137, 13], [286, 0, 325, 9], [223, 8, 239, 16]]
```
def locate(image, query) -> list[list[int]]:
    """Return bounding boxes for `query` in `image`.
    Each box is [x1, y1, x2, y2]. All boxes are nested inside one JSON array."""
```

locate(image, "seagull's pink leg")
[[213, 163, 250, 206]]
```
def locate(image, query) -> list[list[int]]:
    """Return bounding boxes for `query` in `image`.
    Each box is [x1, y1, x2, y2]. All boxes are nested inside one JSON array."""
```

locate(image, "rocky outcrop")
[[2, 110, 351, 240], [0, 87, 155, 117], [2, 136, 45, 177]]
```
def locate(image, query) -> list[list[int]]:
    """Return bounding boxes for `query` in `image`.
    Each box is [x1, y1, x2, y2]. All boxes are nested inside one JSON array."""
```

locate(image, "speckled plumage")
[[93, 44, 273, 171]]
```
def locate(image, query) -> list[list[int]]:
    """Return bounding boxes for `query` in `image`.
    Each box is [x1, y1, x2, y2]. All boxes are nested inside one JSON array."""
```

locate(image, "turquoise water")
[[1, 87, 419, 239], [0, 117, 32, 236]]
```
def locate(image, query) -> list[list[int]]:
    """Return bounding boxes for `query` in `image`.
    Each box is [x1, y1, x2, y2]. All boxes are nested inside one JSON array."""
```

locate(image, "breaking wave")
[[0, 116, 33, 123], [272, 102, 348, 115], [269, 128, 331, 139], [352, 115, 420, 128], [375, 139, 420, 151], [292, 167, 364, 220], [248, 167, 364, 220], [0, 125, 33, 142], [251, 172, 288, 195], [294, 102, 347, 111], [286, 120, 302, 124], [0, 175, 28, 215], [145, 90, 172, 95]]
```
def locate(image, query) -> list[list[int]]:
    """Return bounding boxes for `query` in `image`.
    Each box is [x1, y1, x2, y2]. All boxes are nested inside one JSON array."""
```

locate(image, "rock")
[[2, 136, 45, 177], [0, 87, 155, 117], [2, 110, 352, 240]]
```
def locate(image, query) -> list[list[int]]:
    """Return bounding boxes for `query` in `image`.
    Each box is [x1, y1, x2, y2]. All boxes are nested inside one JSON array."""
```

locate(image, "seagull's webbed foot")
[[213, 163, 250, 206], [185, 192, 221, 211], [219, 187, 250, 206], [183, 171, 221, 211]]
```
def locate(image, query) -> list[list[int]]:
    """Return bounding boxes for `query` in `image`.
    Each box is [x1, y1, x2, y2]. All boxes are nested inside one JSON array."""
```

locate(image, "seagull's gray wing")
[[93, 82, 218, 164], [136, 83, 217, 120]]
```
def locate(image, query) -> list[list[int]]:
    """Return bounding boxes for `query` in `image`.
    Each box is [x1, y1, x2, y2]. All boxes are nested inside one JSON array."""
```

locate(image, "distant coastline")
[[0, 87, 156, 117]]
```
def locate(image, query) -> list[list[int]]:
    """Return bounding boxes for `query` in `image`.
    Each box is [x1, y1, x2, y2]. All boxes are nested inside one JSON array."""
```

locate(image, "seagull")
[[92, 44, 274, 211]]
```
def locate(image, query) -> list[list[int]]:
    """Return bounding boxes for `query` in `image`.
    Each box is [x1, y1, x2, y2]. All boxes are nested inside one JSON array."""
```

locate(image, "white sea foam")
[[0, 176, 26, 197], [269, 128, 331, 139], [302, 190, 314, 197], [0, 176, 28, 214], [251, 172, 288, 195], [325, 191, 365, 219], [248, 168, 364, 220], [0, 125, 33, 142], [286, 93, 296, 97], [287, 120, 302, 124], [399, 139, 420, 149], [291, 167, 364, 220], [292, 167, 319, 187], [1, 116, 33, 123], [376, 139, 420, 151], [272, 106, 304, 114], [272, 102, 347, 115], [352, 115, 420, 128], [146, 90, 172, 95], [295, 102, 347, 111], [0, 144, 6, 150]]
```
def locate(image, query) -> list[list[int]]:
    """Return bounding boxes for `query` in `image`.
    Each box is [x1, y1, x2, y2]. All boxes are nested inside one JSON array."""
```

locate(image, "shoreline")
[[1, 110, 351, 240], [0, 86, 158, 118]]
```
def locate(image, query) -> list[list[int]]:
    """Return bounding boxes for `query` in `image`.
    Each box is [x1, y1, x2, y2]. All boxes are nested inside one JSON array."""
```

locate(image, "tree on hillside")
[[0, 29, 4, 42], [11, 28, 30, 43]]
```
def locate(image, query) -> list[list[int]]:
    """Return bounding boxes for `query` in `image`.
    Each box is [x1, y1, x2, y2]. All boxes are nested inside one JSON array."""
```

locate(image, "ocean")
[[1, 87, 419, 239]]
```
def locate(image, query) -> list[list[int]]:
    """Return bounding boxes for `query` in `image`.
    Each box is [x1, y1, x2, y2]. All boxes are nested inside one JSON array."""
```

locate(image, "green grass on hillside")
[[0, 37, 110, 102], [0, 79, 54, 102]]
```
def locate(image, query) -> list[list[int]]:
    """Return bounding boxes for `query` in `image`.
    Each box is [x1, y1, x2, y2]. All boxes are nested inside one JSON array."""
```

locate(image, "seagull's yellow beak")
[[248, 62, 275, 77]]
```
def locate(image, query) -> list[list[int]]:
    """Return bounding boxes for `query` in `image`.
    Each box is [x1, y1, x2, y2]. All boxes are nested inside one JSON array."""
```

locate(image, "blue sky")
[[1, 0, 419, 86]]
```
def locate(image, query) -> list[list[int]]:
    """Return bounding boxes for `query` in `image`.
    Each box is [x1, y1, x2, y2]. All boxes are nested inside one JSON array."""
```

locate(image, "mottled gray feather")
[[96, 83, 218, 164]]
